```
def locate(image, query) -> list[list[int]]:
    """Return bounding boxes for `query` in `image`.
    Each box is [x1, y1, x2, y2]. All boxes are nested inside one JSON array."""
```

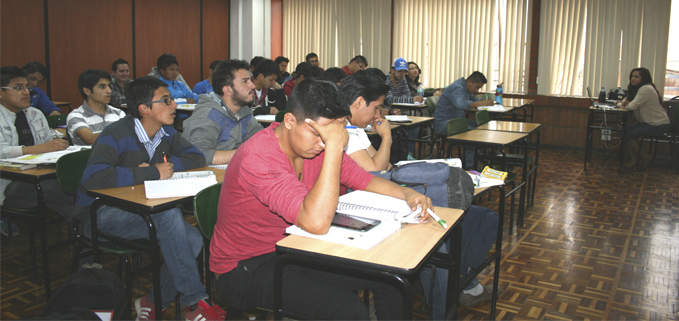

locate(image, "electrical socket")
[[601, 129, 611, 141]]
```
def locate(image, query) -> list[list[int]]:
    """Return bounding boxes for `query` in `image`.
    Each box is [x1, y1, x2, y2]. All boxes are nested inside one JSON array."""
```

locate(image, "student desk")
[[476, 121, 542, 210], [274, 206, 465, 321], [584, 106, 631, 172], [86, 166, 225, 319], [0, 165, 58, 298], [503, 98, 535, 122], [447, 130, 530, 228], [390, 101, 428, 116]]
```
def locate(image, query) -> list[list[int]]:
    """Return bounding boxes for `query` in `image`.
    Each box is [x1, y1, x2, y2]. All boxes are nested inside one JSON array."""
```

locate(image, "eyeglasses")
[[0, 85, 33, 92], [145, 97, 175, 106], [309, 59, 319, 63]]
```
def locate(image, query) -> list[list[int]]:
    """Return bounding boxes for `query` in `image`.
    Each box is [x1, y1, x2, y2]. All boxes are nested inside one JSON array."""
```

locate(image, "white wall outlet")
[[601, 129, 611, 141]]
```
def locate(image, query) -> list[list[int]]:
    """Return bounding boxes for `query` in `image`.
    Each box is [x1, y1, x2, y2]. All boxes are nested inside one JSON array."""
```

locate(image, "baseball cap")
[[393, 58, 408, 71]]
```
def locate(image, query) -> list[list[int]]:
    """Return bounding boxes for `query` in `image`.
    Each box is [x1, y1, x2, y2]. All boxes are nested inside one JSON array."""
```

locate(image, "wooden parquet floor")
[[1, 148, 677, 320]]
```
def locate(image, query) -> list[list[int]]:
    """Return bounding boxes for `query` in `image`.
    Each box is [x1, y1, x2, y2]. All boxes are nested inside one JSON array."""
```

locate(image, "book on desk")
[[285, 190, 428, 249], [143, 170, 218, 199]]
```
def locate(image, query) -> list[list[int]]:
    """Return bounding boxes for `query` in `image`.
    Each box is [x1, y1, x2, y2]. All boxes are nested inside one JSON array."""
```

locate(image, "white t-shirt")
[[345, 120, 372, 155]]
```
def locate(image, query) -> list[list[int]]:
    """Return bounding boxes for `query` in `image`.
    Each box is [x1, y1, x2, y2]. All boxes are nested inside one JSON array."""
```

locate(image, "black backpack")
[[42, 268, 129, 320]]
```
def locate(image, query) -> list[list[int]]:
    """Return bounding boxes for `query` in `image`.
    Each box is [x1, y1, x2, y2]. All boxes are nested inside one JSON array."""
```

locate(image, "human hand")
[[272, 82, 282, 90], [270, 107, 279, 115], [44, 138, 69, 152], [138, 163, 150, 167], [391, 108, 402, 115], [154, 162, 174, 180], [305, 118, 348, 151], [414, 96, 424, 103], [380, 108, 389, 117], [434, 91, 442, 97], [404, 190, 433, 223], [372, 118, 391, 138], [49, 110, 62, 116]]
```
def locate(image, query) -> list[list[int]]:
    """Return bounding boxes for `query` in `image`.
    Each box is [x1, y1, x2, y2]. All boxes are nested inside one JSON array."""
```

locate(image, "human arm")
[[182, 113, 224, 165], [21, 139, 68, 155], [384, 80, 415, 105], [347, 119, 392, 171], [31, 87, 61, 115], [73, 128, 100, 145], [363, 176, 432, 223], [625, 85, 655, 111]]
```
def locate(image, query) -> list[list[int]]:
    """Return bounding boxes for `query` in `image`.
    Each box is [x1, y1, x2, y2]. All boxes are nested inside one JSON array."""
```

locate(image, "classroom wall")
[[0, 0, 230, 110]]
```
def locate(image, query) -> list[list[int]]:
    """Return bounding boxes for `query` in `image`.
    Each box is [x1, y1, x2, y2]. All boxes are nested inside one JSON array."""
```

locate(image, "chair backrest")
[[446, 118, 468, 136], [55, 149, 92, 195], [193, 183, 223, 239], [426, 95, 439, 115], [664, 98, 679, 133], [45, 114, 68, 129], [275, 110, 286, 122], [475, 110, 490, 127]]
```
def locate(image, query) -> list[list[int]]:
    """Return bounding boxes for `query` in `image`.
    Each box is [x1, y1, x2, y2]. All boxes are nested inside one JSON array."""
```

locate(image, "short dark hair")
[[78, 69, 111, 100], [209, 60, 221, 71], [364, 68, 387, 81], [250, 56, 266, 69], [339, 73, 389, 107], [319, 67, 346, 84], [274, 56, 289, 65], [157, 54, 179, 70], [288, 79, 351, 122], [22, 61, 48, 78], [1, 66, 27, 87], [466, 71, 487, 84], [252, 59, 280, 78], [212, 59, 251, 96], [349, 55, 368, 67], [126, 77, 168, 119], [292, 62, 322, 80], [305, 53, 318, 62], [111, 58, 129, 72]]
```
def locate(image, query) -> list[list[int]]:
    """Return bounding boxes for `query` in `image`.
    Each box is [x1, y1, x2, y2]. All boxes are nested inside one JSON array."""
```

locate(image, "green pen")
[[427, 208, 447, 229]]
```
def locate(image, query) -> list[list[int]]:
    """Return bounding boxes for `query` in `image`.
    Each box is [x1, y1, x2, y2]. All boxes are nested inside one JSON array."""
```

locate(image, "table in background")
[[476, 120, 542, 210], [0, 165, 58, 297], [584, 107, 631, 172], [447, 130, 530, 228], [390, 102, 428, 116], [53, 101, 71, 113], [86, 167, 225, 319], [274, 206, 465, 321]]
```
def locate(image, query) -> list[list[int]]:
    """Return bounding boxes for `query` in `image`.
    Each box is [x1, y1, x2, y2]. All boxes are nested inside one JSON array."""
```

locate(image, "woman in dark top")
[[406, 62, 441, 97]]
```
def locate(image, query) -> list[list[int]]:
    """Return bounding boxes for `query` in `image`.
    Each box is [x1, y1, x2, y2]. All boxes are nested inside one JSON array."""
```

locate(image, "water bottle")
[[417, 85, 424, 97], [598, 87, 606, 103], [495, 83, 503, 104]]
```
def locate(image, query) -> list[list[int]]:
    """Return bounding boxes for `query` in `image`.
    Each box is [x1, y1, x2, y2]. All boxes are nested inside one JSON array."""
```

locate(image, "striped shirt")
[[67, 101, 126, 146], [384, 76, 415, 104], [133, 117, 169, 160]]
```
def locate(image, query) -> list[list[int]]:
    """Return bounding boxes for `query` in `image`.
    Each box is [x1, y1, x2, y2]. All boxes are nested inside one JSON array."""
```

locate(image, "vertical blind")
[[393, 0, 531, 92], [282, 0, 391, 72], [538, 0, 671, 96]]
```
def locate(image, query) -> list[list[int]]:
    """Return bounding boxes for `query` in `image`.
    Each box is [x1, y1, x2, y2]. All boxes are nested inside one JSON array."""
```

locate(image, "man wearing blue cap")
[[384, 57, 424, 105]]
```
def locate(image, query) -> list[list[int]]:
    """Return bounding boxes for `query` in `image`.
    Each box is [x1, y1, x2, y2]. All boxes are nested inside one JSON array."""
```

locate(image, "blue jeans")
[[623, 122, 670, 143], [419, 239, 479, 321], [84, 205, 206, 308]]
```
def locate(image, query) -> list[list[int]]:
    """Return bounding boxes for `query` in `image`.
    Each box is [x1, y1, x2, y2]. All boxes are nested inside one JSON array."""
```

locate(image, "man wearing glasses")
[[0, 66, 74, 236], [183, 60, 263, 165], [22, 61, 61, 116], [76, 76, 227, 321], [305, 52, 325, 72]]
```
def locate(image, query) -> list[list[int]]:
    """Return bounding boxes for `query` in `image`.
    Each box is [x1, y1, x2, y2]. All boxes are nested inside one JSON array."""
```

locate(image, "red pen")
[[163, 152, 168, 163]]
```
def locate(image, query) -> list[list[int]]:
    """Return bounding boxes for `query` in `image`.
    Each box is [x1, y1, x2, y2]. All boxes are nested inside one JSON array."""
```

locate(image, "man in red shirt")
[[341, 55, 368, 76], [211, 79, 432, 320]]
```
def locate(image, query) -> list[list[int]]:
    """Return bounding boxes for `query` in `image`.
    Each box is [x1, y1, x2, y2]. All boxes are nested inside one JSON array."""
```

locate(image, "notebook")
[[144, 171, 218, 199], [285, 191, 424, 249], [384, 115, 413, 122]]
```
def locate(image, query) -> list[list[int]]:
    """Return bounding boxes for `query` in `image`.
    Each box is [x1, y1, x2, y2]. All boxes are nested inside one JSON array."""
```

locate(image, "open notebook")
[[144, 171, 218, 199], [285, 191, 424, 249]]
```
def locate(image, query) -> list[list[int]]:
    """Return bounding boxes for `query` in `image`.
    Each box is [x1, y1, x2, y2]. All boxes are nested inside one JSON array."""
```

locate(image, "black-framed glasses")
[[145, 97, 175, 106], [1, 85, 33, 92]]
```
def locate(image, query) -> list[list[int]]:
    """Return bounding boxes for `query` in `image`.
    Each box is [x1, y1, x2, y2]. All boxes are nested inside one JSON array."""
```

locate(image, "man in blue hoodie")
[[156, 54, 199, 104]]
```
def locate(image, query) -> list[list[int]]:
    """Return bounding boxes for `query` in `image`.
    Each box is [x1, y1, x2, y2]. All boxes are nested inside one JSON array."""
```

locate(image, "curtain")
[[282, 0, 390, 71], [499, 0, 532, 93], [540, 0, 671, 96]]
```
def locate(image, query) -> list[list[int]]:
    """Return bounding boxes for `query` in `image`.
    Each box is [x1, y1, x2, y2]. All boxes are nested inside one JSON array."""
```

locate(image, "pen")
[[163, 152, 168, 163], [345, 125, 357, 129], [427, 208, 447, 229]]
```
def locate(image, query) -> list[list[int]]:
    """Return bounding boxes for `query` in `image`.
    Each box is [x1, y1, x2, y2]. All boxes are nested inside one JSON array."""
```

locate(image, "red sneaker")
[[135, 295, 165, 321], [185, 299, 226, 321]]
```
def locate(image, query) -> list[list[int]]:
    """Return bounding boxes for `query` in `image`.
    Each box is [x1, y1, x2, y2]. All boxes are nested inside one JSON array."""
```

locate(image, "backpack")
[[42, 268, 129, 320], [372, 161, 474, 210]]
